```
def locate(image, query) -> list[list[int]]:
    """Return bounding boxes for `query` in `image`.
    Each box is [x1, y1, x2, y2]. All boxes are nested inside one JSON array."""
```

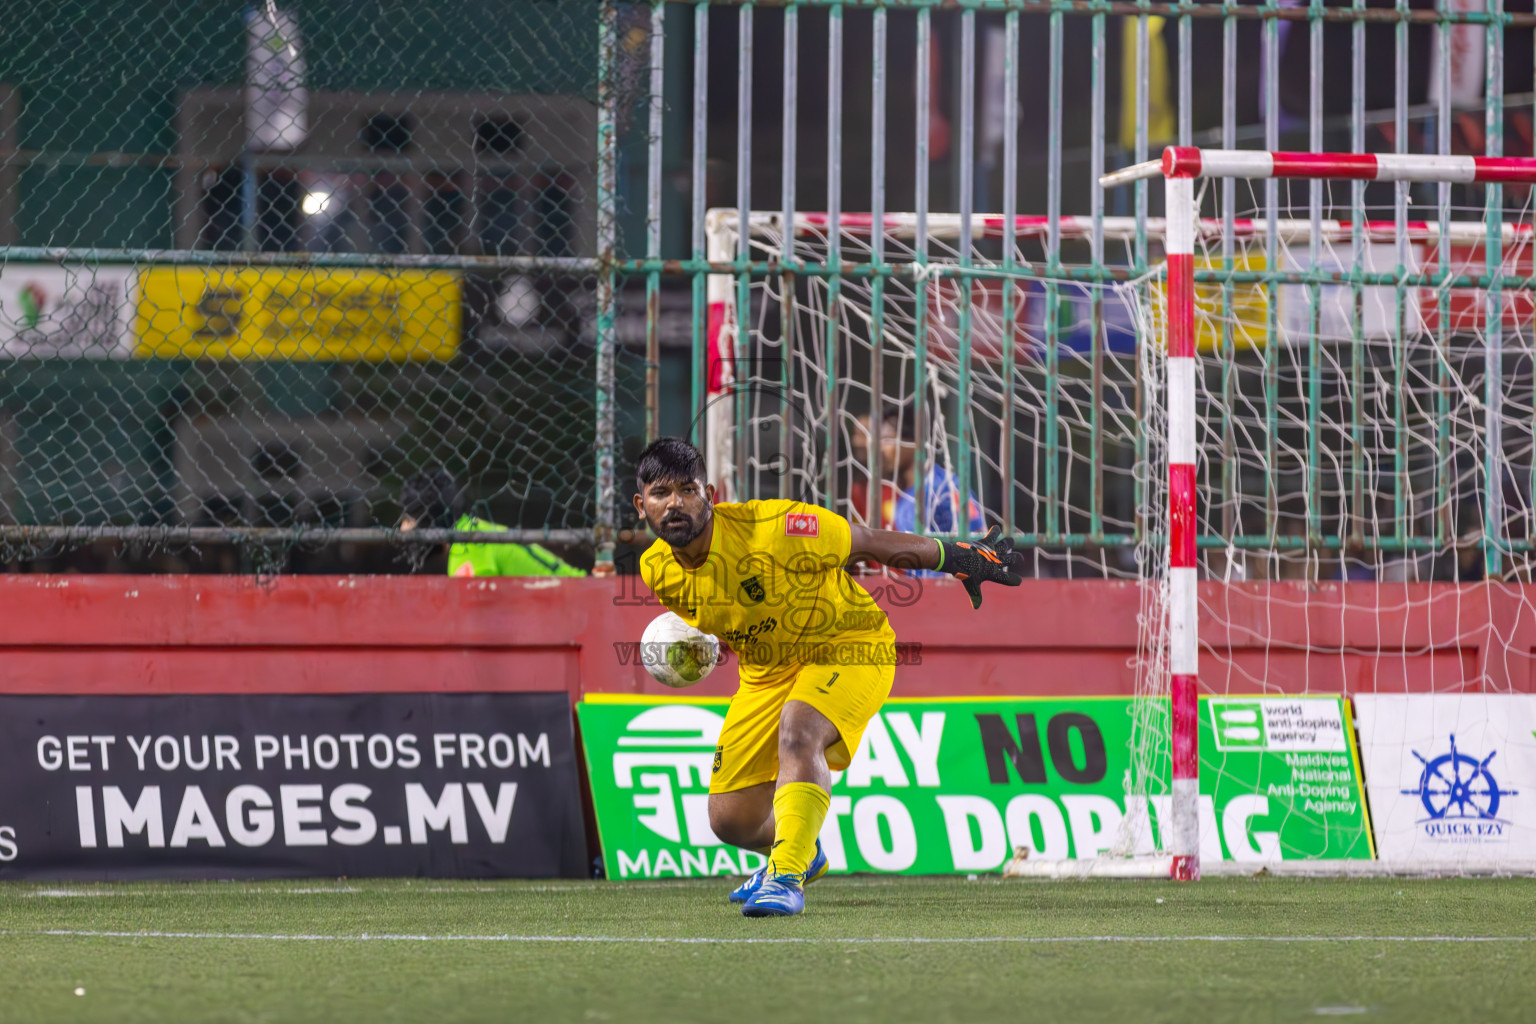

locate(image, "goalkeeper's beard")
[[654, 509, 707, 546]]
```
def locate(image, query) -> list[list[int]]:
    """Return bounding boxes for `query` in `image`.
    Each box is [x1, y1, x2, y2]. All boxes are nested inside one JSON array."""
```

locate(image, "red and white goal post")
[[703, 146, 1536, 880], [1102, 147, 1536, 881]]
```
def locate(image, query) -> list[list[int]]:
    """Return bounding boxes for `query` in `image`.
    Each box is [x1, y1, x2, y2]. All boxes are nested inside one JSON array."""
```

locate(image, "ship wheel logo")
[[1402, 735, 1518, 822]]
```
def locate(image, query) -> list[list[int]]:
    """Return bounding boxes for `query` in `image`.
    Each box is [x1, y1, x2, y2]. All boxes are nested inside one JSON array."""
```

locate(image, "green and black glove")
[[936, 525, 1026, 610]]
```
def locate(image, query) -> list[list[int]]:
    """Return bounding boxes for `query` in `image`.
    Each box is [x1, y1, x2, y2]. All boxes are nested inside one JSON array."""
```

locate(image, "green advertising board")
[[576, 695, 1373, 879]]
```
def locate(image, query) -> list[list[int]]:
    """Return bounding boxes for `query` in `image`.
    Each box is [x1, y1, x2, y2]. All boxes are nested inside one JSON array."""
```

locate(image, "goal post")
[[1104, 146, 1536, 881], [704, 147, 1536, 878], [1165, 170, 1201, 882]]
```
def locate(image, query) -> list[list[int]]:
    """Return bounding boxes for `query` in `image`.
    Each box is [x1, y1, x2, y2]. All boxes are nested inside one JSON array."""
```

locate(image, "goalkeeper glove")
[[936, 525, 1025, 610]]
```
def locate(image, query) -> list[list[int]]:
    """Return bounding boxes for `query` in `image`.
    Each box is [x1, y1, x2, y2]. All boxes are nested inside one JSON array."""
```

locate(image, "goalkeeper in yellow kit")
[[635, 438, 1024, 917]]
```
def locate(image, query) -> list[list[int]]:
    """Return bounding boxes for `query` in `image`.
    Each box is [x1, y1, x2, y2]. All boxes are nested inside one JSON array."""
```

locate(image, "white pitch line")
[[7, 930, 1532, 945], [14, 879, 911, 897], [21, 887, 361, 898]]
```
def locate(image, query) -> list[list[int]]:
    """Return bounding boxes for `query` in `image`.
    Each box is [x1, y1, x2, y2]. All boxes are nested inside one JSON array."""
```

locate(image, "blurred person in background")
[[399, 468, 585, 578], [848, 403, 985, 577]]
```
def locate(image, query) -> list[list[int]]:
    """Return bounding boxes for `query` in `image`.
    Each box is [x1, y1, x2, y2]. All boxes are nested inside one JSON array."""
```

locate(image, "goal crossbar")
[[1101, 146, 1536, 187]]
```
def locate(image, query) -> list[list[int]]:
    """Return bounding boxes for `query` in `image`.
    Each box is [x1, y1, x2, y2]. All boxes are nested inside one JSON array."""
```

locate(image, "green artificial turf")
[[0, 876, 1532, 1023]]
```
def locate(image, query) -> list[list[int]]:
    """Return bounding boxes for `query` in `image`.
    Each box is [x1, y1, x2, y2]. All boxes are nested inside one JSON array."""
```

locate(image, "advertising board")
[[0, 265, 135, 358], [578, 695, 1372, 879], [1354, 694, 1536, 869], [0, 693, 586, 879], [135, 267, 460, 361]]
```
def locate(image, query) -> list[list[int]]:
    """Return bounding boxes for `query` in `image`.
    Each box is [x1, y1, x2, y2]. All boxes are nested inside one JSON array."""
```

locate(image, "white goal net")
[[707, 180, 1536, 874]]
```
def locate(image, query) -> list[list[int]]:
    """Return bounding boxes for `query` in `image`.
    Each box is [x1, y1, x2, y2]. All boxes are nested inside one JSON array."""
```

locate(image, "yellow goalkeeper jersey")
[[639, 499, 894, 684]]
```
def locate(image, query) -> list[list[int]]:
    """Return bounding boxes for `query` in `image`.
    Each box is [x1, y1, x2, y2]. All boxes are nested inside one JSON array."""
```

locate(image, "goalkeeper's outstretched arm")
[[847, 524, 1026, 610]]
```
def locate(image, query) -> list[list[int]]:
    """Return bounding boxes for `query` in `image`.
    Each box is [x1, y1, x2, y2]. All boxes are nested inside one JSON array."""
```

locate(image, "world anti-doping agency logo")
[[1209, 698, 1348, 753]]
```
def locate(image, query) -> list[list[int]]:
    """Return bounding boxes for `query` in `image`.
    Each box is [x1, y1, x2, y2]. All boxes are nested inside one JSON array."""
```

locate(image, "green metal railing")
[[0, 0, 1532, 579]]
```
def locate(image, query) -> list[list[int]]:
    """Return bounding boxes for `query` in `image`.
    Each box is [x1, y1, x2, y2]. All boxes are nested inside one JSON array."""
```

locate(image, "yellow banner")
[[135, 267, 461, 361], [1152, 252, 1271, 353]]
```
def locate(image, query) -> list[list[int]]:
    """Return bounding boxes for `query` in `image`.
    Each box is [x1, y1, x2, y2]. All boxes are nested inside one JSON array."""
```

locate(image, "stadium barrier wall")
[[1, 575, 1533, 699], [3, 575, 1532, 878]]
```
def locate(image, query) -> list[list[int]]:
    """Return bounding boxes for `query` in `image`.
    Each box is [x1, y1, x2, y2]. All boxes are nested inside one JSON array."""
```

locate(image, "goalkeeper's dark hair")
[[400, 468, 464, 530], [636, 436, 707, 491]]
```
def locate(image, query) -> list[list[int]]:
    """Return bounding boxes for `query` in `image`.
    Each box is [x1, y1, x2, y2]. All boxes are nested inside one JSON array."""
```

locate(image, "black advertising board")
[[0, 693, 586, 880]]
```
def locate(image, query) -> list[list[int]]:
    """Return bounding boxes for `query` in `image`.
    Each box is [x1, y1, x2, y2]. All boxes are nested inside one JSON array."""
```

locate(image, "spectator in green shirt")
[[399, 469, 586, 578]]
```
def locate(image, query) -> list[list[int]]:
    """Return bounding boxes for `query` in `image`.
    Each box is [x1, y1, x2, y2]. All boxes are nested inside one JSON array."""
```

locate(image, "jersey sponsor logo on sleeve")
[[785, 513, 819, 538]]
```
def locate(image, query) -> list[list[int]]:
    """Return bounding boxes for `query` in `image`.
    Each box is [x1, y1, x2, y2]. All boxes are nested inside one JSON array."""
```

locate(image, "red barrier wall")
[[0, 576, 1532, 697]]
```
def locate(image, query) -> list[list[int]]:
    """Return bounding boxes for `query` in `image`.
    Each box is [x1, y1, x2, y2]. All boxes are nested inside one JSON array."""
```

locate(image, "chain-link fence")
[[11, 1, 1536, 578], [0, 0, 663, 571]]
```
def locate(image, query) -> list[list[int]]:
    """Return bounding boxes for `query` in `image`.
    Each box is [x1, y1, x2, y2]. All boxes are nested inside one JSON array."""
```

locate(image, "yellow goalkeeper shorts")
[[708, 642, 896, 794]]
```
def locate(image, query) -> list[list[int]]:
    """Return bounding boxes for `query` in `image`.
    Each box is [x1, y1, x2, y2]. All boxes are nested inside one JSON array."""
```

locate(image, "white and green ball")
[[641, 612, 720, 688]]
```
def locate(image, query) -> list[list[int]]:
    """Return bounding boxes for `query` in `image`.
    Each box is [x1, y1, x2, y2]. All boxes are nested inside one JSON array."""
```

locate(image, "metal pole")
[[735, 3, 754, 500], [1349, 0, 1366, 555], [1485, 0, 1505, 578], [1134, 8, 1149, 270], [824, 3, 843, 510], [646, 0, 666, 445], [1165, 168, 1200, 883], [690, 2, 709, 449], [240, 151, 258, 253], [1045, 7, 1063, 545], [1436, 0, 1452, 549], [1394, 0, 1409, 556], [868, 6, 888, 530], [1091, 8, 1107, 546], [1264, 0, 1280, 555], [780, 2, 798, 502], [1307, 0, 1323, 556], [1092, 8, 1105, 268], [1220, 11, 1236, 546], [595, 0, 619, 570], [1178, 5, 1191, 147], [957, 9, 976, 542], [1177, 0, 1194, 568], [1002, 8, 1020, 538], [1133, 5, 1150, 558], [914, 8, 931, 534]]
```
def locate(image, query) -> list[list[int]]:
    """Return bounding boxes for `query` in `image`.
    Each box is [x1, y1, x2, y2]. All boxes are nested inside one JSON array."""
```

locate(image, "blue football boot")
[[727, 839, 828, 904], [740, 874, 806, 917]]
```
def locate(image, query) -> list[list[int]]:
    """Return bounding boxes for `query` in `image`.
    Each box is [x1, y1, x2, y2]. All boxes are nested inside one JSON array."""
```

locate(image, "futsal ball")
[[641, 611, 720, 688]]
